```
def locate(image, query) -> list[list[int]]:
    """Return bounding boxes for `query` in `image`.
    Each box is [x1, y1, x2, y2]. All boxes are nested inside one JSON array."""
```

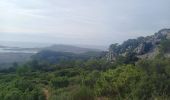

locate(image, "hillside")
[[107, 29, 170, 61]]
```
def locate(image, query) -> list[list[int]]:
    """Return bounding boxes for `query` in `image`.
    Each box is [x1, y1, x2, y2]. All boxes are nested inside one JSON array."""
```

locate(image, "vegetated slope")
[[107, 28, 170, 61]]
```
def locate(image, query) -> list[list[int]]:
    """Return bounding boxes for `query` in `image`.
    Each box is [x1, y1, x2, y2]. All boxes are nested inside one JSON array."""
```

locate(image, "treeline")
[[0, 56, 170, 100]]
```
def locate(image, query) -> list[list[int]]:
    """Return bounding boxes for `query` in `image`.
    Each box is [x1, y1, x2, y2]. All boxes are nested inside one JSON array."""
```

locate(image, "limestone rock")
[[107, 28, 170, 61]]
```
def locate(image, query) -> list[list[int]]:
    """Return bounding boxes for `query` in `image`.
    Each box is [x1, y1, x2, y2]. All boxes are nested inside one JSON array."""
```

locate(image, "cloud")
[[0, 0, 170, 46]]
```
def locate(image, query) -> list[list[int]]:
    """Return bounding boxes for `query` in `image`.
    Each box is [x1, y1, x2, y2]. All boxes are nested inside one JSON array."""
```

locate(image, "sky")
[[0, 0, 170, 47]]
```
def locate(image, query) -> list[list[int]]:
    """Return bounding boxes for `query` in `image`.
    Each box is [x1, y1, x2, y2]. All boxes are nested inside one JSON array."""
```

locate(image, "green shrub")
[[50, 77, 69, 88], [95, 65, 144, 99], [159, 39, 170, 55], [72, 86, 95, 100]]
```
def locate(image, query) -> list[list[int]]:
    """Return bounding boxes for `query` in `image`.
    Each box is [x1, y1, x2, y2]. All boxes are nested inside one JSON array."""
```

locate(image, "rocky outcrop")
[[107, 50, 117, 61], [107, 29, 170, 61]]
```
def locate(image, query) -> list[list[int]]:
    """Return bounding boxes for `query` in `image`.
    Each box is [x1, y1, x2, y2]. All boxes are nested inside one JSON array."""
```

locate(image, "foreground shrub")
[[95, 65, 144, 99], [72, 86, 95, 100]]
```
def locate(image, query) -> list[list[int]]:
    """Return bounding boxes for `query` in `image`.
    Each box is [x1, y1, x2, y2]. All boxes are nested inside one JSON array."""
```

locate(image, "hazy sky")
[[0, 0, 170, 46]]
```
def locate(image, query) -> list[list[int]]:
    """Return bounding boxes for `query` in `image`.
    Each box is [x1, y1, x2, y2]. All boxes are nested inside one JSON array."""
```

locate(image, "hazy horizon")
[[1, 0, 170, 46]]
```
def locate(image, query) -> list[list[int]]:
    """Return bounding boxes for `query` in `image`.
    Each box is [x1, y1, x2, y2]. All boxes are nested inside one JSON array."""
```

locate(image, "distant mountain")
[[0, 53, 33, 69], [107, 28, 170, 61], [0, 44, 102, 69], [33, 50, 103, 64], [43, 44, 101, 54], [0, 44, 101, 54]]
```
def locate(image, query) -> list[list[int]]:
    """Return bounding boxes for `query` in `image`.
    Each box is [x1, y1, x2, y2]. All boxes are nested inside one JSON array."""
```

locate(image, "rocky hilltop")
[[107, 29, 170, 61]]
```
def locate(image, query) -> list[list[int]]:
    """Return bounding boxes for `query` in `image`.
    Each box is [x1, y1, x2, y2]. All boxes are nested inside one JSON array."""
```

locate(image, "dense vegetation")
[[0, 39, 170, 100]]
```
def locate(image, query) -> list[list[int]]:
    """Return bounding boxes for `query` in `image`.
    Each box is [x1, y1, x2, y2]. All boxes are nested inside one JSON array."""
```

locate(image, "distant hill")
[[0, 44, 102, 69], [0, 53, 33, 69], [33, 50, 103, 64], [0, 44, 101, 54], [43, 44, 101, 54]]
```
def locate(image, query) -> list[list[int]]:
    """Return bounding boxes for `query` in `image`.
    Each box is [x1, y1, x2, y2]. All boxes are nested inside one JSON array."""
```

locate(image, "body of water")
[[0, 41, 51, 48], [0, 48, 38, 53]]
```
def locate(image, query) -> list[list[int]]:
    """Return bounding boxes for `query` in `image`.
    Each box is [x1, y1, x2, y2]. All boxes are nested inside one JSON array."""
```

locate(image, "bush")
[[72, 86, 95, 100], [159, 39, 170, 53], [95, 65, 144, 99], [50, 77, 69, 88], [84, 70, 100, 88]]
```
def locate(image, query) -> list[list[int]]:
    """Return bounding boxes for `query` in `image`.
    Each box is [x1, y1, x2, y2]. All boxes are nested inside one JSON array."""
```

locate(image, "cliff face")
[[107, 29, 170, 61]]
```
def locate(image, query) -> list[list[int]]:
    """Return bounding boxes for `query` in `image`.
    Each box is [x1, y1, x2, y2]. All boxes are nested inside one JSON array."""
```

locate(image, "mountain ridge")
[[107, 28, 170, 61], [43, 44, 101, 54]]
